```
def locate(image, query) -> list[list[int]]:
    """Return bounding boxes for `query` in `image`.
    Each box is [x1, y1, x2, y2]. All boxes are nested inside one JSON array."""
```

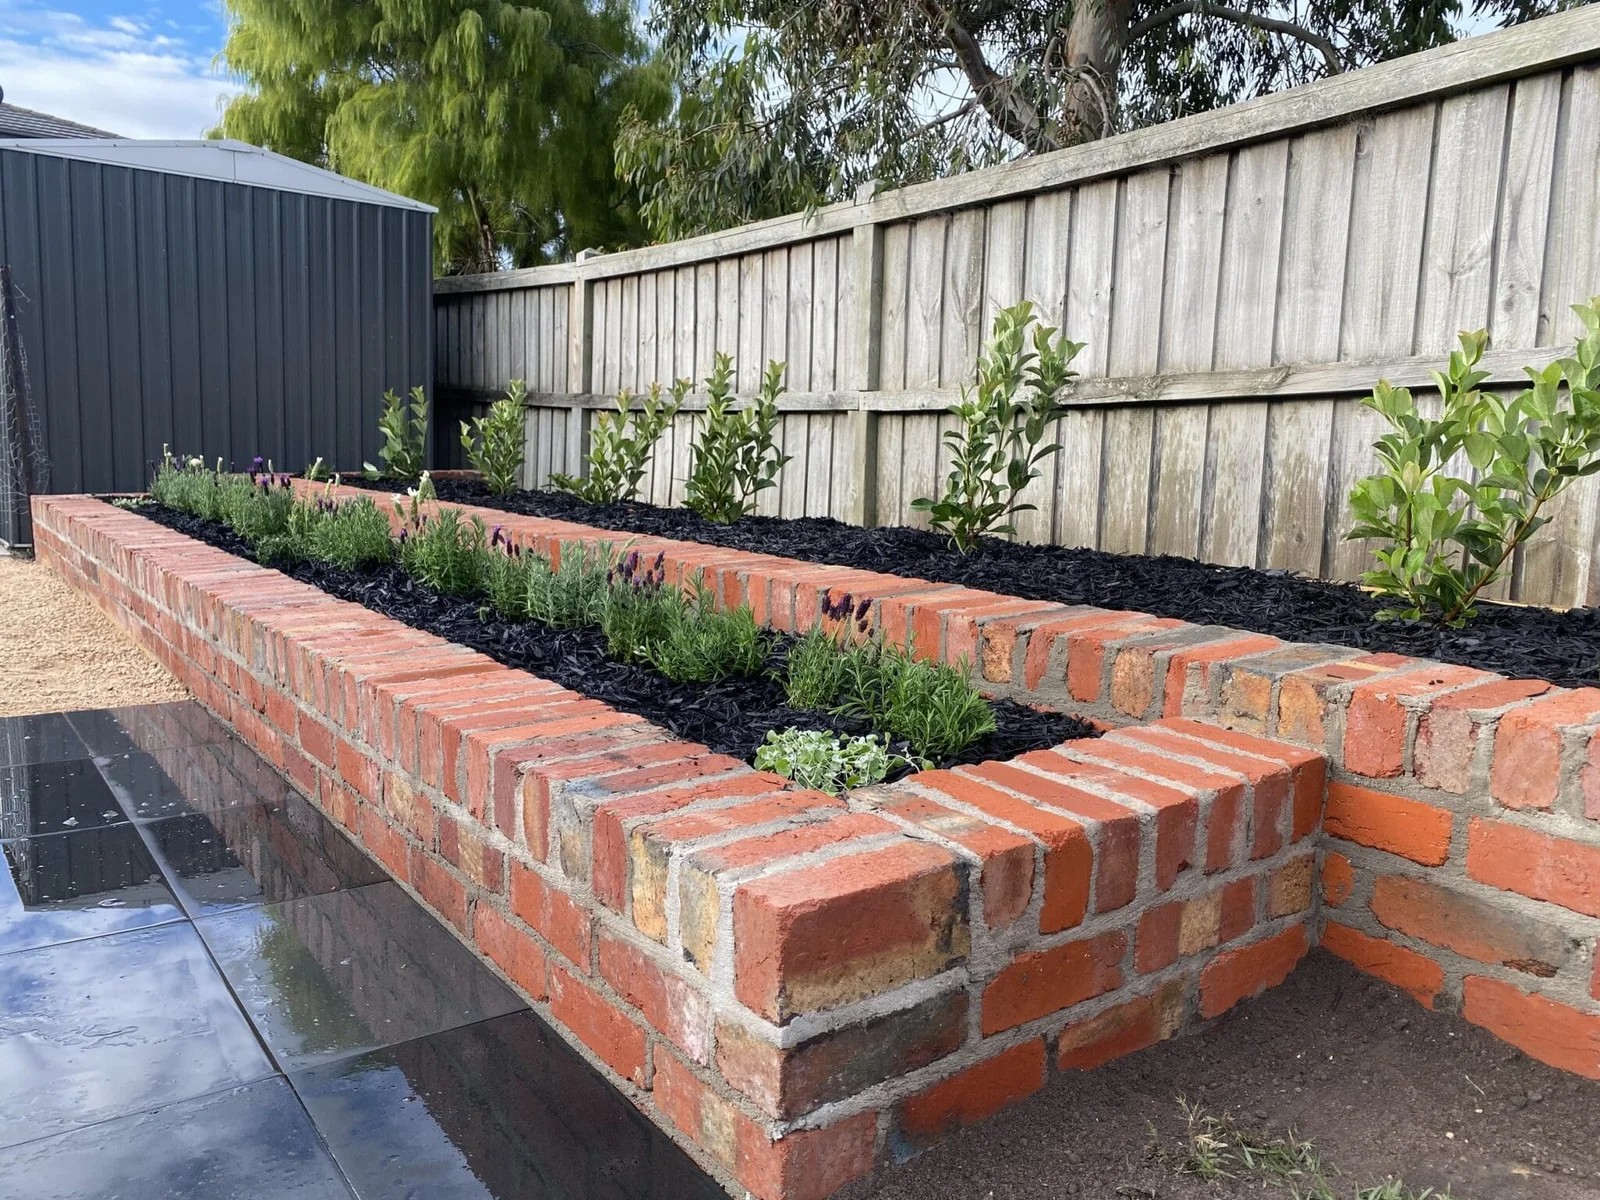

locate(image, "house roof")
[[0, 102, 119, 139], [0, 137, 435, 213]]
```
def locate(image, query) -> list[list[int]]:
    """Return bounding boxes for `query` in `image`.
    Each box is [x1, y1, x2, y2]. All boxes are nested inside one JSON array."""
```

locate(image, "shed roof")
[[0, 137, 435, 212], [0, 102, 119, 139]]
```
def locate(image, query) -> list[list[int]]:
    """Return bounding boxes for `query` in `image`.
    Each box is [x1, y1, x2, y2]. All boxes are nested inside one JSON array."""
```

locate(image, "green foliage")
[[912, 302, 1081, 552], [683, 356, 791, 524], [754, 729, 898, 795], [833, 639, 996, 764], [304, 456, 330, 483], [550, 381, 686, 503], [645, 578, 771, 683], [483, 535, 611, 625], [460, 381, 528, 495], [311, 497, 394, 570], [215, 0, 665, 271], [1347, 299, 1600, 625], [782, 595, 873, 709], [598, 549, 675, 662], [364, 387, 429, 483], [397, 506, 487, 596]]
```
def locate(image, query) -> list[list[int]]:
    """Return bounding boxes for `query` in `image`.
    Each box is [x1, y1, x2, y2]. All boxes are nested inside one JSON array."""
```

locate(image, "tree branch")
[[913, 0, 1059, 151], [1127, 0, 1343, 74]]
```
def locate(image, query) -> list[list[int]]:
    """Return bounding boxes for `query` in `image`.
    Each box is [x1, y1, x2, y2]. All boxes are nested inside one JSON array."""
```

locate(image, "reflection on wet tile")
[[66, 702, 234, 759], [0, 923, 274, 1148], [199, 882, 523, 1071], [0, 1077, 354, 1200], [0, 759, 128, 840], [2, 825, 183, 954], [293, 1012, 725, 1200], [0, 712, 89, 769], [147, 794, 387, 917], [95, 741, 295, 824]]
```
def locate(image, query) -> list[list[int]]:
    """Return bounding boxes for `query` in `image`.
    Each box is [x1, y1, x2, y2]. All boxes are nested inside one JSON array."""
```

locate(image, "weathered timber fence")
[[433, 8, 1600, 608]]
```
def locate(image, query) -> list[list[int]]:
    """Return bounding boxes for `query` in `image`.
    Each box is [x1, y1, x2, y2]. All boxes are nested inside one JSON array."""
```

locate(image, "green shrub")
[[646, 578, 771, 682], [397, 505, 487, 596], [461, 380, 528, 495], [783, 593, 873, 709], [754, 728, 900, 795], [312, 497, 393, 570], [684, 355, 791, 523], [1347, 298, 1600, 625], [912, 301, 1082, 552], [304, 456, 331, 482], [551, 381, 686, 503], [599, 549, 676, 662], [830, 638, 994, 763], [364, 385, 429, 481], [526, 542, 610, 628]]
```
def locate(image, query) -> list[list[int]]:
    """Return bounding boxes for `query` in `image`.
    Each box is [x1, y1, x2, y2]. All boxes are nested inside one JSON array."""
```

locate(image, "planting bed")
[[348, 477, 1600, 686], [36, 492, 1328, 1200]]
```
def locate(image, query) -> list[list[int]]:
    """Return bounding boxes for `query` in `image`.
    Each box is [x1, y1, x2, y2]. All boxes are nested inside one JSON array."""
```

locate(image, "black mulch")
[[132, 503, 1093, 775], [344, 477, 1600, 687]]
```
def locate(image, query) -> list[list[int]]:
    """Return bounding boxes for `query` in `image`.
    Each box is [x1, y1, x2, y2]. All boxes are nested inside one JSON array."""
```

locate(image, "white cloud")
[[0, 5, 240, 139]]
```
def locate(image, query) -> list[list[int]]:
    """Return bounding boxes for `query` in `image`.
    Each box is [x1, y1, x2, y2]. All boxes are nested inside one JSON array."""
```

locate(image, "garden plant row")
[[39, 488, 1331, 1200]]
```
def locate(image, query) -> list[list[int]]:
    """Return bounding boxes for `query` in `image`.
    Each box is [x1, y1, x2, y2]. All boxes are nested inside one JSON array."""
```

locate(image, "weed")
[[460, 380, 528, 495], [683, 355, 791, 523], [551, 380, 685, 503], [754, 728, 902, 794], [364, 385, 429, 481]]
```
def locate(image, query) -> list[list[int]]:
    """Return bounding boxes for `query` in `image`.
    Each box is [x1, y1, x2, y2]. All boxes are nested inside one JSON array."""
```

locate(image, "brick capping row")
[[34, 491, 1600, 1196]]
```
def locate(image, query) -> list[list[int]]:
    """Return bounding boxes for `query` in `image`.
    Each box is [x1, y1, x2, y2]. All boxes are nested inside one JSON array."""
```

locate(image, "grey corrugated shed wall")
[[0, 143, 433, 544]]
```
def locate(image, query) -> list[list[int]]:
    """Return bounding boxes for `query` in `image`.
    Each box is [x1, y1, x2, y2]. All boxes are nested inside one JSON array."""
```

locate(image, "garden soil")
[[0, 553, 188, 717], [844, 952, 1600, 1200]]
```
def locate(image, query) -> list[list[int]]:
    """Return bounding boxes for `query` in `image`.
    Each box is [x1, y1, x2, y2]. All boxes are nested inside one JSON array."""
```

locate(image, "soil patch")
[[0, 553, 188, 717], [842, 951, 1600, 1200], [131, 503, 1092, 771], [347, 478, 1600, 687]]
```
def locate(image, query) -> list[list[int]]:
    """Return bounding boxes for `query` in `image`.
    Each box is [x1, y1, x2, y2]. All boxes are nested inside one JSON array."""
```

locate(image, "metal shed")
[[0, 137, 435, 546]]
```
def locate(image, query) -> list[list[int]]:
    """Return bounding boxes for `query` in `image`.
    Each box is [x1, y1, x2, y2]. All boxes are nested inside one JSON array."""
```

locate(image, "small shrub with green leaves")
[[599, 549, 676, 662], [1347, 298, 1600, 625], [311, 497, 393, 570], [912, 301, 1082, 552], [364, 385, 429, 481], [304, 456, 330, 482], [683, 355, 791, 523], [460, 380, 528, 495], [551, 381, 686, 503], [782, 593, 873, 709], [837, 640, 996, 763], [754, 729, 901, 795], [397, 505, 487, 596], [646, 578, 771, 683]]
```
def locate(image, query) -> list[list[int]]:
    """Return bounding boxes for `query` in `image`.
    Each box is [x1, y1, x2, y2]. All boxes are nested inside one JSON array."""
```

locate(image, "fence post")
[[564, 256, 597, 483], [844, 186, 884, 528]]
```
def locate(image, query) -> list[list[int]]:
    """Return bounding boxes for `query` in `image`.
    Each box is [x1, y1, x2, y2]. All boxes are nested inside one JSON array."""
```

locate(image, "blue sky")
[[0, 0, 237, 137]]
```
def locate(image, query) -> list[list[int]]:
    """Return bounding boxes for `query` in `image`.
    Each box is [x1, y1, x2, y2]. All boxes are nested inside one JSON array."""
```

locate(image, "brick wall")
[[36, 494, 1334, 1199]]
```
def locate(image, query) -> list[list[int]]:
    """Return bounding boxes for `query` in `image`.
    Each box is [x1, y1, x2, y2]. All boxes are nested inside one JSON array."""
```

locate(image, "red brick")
[[895, 1040, 1046, 1149], [510, 861, 592, 968], [1321, 922, 1443, 1007], [1067, 617, 1180, 703], [473, 905, 548, 1000], [1020, 611, 1143, 690], [1344, 664, 1487, 778], [356, 804, 411, 881], [1164, 635, 1282, 718], [1371, 874, 1570, 977], [1491, 688, 1600, 811], [409, 848, 468, 932], [980, 930, 1126, 1034], [1322, 852, 1355, 907], [734, 1112, 877, 1200], [548, 963, 647, 1085], [1466, 818, 1600, 919], [875, 791, 1036, 930], [1072, 736, 1245, 871], [1463, 976, 1600, 1080], [381, 770, 435, 842], [964, 761, 1141, 913], [597, 927, 712, 1062], [944, 599, 1062, 671], [438, 816, 505, 893], [733, 840, 968, 1022], [1197, 924, 1308, 1018], [335, 740, 381, 805], [1324, 782, 1451, 866], [1057, 978, 1187, 1071], [1415, 678, 1553, 794], [1267, 855, 1314, 918]]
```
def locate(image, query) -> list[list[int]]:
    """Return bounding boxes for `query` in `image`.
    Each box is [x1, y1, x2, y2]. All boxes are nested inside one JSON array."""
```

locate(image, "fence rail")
[[434, 7, 1600, 608]]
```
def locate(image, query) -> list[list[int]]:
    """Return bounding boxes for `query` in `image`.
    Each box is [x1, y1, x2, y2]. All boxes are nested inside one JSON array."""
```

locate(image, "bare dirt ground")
[[0, 553, 188, 716], [845, 952, 1600, 1200]]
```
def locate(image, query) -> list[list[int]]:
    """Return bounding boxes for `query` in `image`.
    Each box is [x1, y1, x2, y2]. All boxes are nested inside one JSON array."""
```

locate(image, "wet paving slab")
[[0, 701, 723, 1199]]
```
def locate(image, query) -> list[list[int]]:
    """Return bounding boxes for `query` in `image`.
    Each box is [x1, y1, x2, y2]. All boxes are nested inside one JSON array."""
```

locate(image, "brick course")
[[36, 488, 1600, 1198]]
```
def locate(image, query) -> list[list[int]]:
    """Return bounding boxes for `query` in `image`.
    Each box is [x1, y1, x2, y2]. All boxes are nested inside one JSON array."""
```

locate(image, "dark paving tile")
[[0, 758, 129, 839], [1, 824, 183, 954], [293, 1012, 725, 1200], [0, 1077, 354, 1200], [66, 701, 234, 759], [0, 923, 275, 1148], [198, 881, 523, 1072], [146, 792, 387, 917], [0, 712, 90, 768], [95, 740, 296, 824]]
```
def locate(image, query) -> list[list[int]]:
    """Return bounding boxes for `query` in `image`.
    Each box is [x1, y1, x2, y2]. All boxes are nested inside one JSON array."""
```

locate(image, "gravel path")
[[0, 553, 188, 717]]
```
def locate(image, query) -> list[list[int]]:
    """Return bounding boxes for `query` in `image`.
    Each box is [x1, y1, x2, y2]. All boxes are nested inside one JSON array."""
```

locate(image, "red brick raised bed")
[[33, 489, 1600, 1197]]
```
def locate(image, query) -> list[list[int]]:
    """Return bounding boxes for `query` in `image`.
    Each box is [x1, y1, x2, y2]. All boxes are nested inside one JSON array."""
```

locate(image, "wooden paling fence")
[[433, 8, 1600, 608]]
